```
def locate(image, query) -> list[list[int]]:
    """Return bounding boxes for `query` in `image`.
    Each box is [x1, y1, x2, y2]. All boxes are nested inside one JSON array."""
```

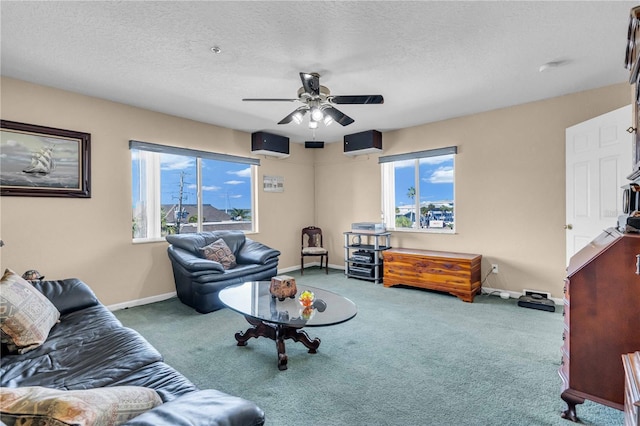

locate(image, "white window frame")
[[130, 140, 259, 242], [380, 146, 456, 234]]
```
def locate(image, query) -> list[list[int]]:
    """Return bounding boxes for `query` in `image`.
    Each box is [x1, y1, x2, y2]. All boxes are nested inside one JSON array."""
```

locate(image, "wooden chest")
[[382, 248, 482, 302]]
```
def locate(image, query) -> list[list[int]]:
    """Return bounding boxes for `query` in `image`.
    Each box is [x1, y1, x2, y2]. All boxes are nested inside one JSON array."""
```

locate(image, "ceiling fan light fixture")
[[289, 107, 308, 124], [310, 106, 324, 121], [292, 110, 305, 124], [243, 72, 382, 128]]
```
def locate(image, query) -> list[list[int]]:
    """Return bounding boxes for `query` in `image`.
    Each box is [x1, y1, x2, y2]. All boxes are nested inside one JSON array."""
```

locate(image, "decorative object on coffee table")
[[298, 290, 314, 307], [313, 299, 327, 312], [270, 275, 297, 301]]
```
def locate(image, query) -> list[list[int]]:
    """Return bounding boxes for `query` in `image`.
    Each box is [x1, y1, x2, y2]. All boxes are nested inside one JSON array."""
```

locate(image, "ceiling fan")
[[242, 72, 384, 128]]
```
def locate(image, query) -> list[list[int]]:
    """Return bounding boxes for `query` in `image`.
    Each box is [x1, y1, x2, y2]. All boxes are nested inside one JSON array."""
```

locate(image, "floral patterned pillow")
[[199, 239, 237, 269], [0, 386, 162, 426], [0, 269, 60, 354]]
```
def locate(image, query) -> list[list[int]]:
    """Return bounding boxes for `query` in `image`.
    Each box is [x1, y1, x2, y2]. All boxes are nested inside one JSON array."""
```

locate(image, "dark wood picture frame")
[[0, 120, 91, 198]]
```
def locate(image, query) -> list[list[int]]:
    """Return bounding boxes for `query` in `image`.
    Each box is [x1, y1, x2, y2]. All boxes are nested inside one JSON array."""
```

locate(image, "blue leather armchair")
[[166, 231, 280, 313]]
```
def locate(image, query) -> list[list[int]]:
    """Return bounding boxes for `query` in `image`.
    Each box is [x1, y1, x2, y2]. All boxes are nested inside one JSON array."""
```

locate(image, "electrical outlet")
[[491, 264, 499, 274]]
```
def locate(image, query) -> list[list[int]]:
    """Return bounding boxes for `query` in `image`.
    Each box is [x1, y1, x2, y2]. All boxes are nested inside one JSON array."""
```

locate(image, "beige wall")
[[0, 77, 630, 305], [0, 77, 315, 305], [315, 83, 631, 298]]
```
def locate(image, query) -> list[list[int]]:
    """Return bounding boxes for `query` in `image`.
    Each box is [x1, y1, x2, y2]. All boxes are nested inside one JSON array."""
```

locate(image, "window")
[[130, 140, 259, 241], [380, 146, 456, 232]]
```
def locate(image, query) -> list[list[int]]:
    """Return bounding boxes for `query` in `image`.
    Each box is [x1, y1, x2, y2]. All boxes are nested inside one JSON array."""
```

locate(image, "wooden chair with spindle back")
[[301, 226, 328, 274]]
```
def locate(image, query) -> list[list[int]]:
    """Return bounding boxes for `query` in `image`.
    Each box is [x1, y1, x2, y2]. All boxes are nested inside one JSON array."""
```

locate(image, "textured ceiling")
[[1, 1, 637, 144]]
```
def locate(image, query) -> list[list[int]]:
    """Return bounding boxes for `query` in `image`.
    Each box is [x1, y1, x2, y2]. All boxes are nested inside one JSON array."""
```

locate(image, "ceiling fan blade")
[[278, 108, 307, 125], [330, 95, 384, 105], [242, 98, 297, 102], [323, 106, 354, 126], [299, 72, 320, 96]]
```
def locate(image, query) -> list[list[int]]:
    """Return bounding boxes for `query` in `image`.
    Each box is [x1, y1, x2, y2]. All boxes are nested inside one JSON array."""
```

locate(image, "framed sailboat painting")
[[0, 120, 91, 197]]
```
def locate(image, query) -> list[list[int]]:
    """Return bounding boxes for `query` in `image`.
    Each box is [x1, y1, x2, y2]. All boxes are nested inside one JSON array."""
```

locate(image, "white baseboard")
[[277, 265, 301, 274], [106, 274, 561, 312], [107, 291, 176, 312], [290, 264, 563, 305], [280, 262, 345, 274]]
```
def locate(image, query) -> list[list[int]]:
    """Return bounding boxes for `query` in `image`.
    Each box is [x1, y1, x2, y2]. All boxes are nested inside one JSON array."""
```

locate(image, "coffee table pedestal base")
[[235, 316, 321, 370]]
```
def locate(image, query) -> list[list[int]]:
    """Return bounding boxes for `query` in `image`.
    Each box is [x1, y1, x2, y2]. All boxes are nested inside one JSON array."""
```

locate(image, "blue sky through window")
[[394, 154, 454, 206], [131, 151, 252, 211], [199, 157, 251, 210]]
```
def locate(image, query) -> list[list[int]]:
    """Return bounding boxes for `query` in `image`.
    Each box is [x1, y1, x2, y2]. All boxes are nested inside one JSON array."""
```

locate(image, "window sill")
[[132, 238, 167, 244], [133, 229, 258, 244], [388, 227, 456, 235]]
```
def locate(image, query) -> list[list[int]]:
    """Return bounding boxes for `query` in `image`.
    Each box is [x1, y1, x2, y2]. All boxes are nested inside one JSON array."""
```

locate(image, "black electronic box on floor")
[[517, 294, 555, 312]]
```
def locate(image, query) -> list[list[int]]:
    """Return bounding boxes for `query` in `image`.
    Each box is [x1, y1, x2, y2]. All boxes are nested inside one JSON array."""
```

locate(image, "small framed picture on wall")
[[263, 175, 284, 192]]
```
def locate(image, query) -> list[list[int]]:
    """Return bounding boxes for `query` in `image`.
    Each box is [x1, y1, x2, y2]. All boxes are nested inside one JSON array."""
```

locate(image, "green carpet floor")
[[114, 269, 623, 425]]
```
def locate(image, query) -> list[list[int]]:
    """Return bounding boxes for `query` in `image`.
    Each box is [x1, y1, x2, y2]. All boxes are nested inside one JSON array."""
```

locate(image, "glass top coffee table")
[[218, 281, 357, 370]]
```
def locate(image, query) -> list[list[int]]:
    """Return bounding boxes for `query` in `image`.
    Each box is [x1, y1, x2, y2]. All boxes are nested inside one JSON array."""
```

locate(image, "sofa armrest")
[[122, 389, 265, 426], [236, 239, 280, 265], [168, 246, 225, 273], [31, 279, 100, 315]]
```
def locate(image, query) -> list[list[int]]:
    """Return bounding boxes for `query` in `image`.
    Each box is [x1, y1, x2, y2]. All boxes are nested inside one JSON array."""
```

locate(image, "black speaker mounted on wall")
[[305, 141, 324, 149], [251, 131, 290, 158], [343, 130, 382, 156]]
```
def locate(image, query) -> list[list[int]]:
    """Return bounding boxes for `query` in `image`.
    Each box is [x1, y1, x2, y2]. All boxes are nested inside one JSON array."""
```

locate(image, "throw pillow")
[[0, 386, 162, 426], [199, 239, 237, 269], [0, 269, 60, 354]]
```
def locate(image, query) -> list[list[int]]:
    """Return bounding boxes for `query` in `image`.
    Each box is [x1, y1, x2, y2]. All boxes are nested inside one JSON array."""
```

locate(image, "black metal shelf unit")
[[343, 231, 391, 284]]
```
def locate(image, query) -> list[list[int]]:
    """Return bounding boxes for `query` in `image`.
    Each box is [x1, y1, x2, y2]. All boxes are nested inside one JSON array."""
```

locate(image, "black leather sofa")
[[0, 278, 265, 426], [166, 231, 280, 313]]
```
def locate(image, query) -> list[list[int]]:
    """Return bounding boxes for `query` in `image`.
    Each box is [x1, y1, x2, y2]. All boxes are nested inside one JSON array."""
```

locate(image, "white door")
[[565, 104, 633, 264]]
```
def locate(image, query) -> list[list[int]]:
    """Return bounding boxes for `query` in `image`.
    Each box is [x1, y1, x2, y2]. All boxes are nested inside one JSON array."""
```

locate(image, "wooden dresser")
[[623, 351, 640, 426], [560, 228, 640, 422], [382, 248, 481, 302]]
